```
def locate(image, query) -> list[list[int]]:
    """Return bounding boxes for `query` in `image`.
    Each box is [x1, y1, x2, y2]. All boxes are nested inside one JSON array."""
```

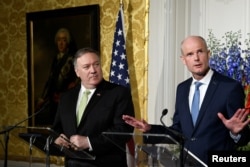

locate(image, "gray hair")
[[54, 28, 71, 44], [73, 47, 100, 67]]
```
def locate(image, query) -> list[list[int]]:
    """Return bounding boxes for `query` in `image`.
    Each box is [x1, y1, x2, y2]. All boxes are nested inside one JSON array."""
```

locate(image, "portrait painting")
[[26, 5, 100, 127]]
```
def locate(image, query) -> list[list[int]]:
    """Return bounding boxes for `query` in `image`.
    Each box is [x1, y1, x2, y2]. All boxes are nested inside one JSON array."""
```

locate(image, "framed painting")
[[26, 5, 100, 127]]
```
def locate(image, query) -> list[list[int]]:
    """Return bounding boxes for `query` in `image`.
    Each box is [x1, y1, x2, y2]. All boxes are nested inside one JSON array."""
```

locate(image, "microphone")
[[160, 108, 186, 142], [0, 100, 50, 134], [162, 108, 168, 116], [159, 109, 169, 128], [0, 100, 50, 167], [160, 109, 186, 167]]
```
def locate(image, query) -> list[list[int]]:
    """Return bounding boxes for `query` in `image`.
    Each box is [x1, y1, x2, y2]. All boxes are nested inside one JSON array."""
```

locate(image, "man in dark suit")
[[123, 36, 250, 165], [52, 47, 135, 167]]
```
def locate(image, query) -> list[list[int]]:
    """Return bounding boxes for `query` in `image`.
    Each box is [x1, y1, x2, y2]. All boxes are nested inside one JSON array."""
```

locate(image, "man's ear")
[[207, 50, 211, 57], [75, 68, 80, 77], [180, 55, 186, 65]]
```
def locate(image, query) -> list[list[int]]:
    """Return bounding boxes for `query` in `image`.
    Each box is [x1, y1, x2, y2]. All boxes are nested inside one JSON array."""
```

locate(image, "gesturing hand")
[[122, 115, 151, 132], [217, 108, 250, 135]]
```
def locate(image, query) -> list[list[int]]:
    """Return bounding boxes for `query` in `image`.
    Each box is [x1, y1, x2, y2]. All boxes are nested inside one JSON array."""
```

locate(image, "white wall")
[[148, 0, 190, 125], [148, 0, 250, 124]]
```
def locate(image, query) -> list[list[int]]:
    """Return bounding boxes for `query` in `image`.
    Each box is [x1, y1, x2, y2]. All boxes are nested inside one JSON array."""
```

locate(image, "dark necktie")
[[191, 82, 202, 125]]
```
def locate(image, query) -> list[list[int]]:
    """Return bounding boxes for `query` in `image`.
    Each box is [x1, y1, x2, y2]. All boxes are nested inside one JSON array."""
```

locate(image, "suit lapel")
[[77, 80, 106, 127], [82, 89, 103, 116], [194, 73, 219, 129], [66, 85, 80, 133], [182, 79, 195, 131]]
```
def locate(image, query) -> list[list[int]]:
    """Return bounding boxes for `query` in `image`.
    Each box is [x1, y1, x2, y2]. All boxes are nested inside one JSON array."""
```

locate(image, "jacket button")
[[191, 137, 196, 141]]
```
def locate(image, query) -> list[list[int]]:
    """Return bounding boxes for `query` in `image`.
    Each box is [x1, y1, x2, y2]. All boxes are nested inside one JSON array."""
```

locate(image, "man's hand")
[[218, 108, 250, 135], [122, 115, 151, 132], [70, 135, 89, 150], [54, 134, 70, 148]]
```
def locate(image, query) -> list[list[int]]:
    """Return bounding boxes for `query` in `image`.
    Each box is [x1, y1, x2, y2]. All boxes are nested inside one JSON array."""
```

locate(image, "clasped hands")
[[54, 134, 89, 151]]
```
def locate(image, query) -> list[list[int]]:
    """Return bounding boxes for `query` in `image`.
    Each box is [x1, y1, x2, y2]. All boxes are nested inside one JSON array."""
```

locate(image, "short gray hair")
[[54, 28, 71, 44], [73, 47, 100, 67]]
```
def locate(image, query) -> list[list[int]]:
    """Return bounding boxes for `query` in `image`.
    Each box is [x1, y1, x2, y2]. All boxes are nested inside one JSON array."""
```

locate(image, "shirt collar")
[[80, 84, 96, 94], [192, 68, 214, 85]]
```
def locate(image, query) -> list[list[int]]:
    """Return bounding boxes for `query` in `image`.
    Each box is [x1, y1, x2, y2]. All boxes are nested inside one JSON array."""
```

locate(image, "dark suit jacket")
[[53, 79, 135, 167], [149, 70, 250, 164]]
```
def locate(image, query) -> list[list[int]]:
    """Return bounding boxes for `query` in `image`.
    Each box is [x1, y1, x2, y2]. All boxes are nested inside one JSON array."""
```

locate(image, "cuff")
[[87, 137, 93, 151], [229, 131, 241, 143]]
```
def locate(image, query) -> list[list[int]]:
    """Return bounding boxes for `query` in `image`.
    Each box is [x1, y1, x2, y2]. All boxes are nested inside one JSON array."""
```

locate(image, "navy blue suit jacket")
[[149, 71, 250, 164], [53, 79, 134, 167]]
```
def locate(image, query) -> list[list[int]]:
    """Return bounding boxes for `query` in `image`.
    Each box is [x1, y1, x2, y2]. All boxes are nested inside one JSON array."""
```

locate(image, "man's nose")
[[89, 65, 96, 72], [193, 53, 200, 60]]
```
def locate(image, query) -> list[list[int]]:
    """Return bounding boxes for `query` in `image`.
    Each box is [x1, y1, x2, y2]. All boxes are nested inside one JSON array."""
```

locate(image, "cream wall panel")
[[204, 0, 250, 39], [148, 0, 188, 125]]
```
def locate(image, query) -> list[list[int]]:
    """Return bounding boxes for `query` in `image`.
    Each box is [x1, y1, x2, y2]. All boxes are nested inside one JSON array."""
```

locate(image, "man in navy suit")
[[53, 48, 135, 167], [123, 36, 250, 165]]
